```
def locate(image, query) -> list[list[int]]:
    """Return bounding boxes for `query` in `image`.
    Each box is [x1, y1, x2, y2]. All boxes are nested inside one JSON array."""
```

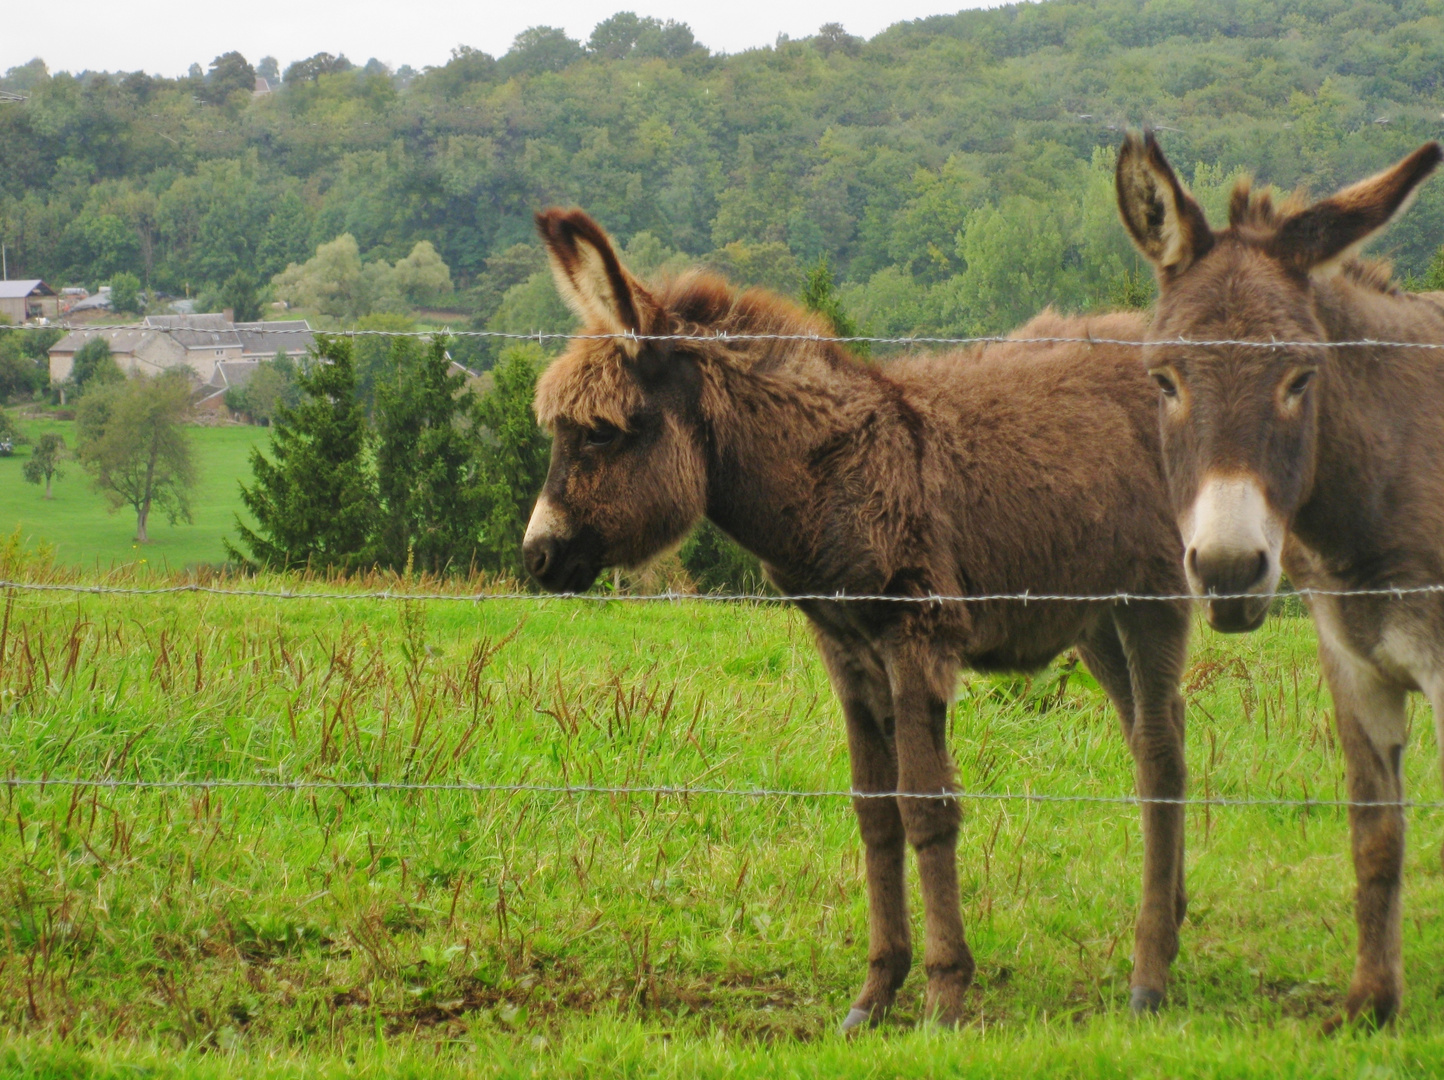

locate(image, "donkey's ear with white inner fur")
[[535, 208, 657, 342], [1269, 142, 1443, 274], [1115, 130, 1214, 278]]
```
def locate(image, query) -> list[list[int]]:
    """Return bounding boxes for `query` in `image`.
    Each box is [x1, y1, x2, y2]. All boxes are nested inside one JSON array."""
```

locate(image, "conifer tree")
[[474, 344, 551, 578], [372, 334, 486, 573], [801, 256, 869, 359], [228, 336, 376, 570]]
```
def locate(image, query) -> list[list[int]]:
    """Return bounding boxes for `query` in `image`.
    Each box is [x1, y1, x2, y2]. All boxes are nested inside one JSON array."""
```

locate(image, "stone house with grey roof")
[[48, 316, 315, 409]]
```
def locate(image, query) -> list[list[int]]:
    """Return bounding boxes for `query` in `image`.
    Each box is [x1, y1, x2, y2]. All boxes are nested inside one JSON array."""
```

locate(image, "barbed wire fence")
[[3, 321, 1442, 813], [13, 321, 1444, 351]]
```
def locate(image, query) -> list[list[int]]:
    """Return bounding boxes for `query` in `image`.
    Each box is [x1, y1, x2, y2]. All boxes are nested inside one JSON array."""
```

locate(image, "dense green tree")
[[255, 192, 314, 278], [221, 268, 262, 321], [71, 338, 123, 390], [224, 353, 299, 423], [473, 345, 551, 578], [204, 51, 255, 104], [22, 432, 65, 498], [0, 325, 56, 399], [110, 271, 143, 315], [589, 14, 703, 60], [391, 241, 453, 308], [76, 371, 196, 543], [283, 52, 352, 85], [228, 337, 376, 569], [0, 407, 28, 447], [372, 335, 486, 573], [499, 27, 585, 76]]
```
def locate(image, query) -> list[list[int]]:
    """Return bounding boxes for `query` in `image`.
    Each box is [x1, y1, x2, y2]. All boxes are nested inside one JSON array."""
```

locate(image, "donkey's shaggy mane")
[[534, 269, 850, 432]]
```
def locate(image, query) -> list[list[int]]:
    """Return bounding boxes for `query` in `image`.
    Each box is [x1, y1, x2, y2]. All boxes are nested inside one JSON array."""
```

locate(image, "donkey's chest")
[[1285, 539, 1442, 693]]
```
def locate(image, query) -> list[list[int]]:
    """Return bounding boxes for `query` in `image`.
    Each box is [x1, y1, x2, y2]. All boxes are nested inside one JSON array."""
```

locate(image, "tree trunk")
[[136, 499, 150, 543], [43, 474, 52, 499]]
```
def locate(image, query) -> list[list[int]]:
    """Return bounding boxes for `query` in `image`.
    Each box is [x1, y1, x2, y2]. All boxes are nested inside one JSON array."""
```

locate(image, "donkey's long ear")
[[1268, 142, 1443, 273], [535, 208, 658, 342], [1116, 131, 1214, 277]]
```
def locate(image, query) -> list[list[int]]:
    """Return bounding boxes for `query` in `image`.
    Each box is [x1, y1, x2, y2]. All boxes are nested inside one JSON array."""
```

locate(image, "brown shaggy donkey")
[[522, 208, 1191, 1027], [1116, 132, 1444, 1028]]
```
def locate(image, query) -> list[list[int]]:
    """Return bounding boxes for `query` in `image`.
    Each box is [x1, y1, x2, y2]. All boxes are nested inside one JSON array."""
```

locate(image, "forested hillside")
[[4, 0, 1444, 351]]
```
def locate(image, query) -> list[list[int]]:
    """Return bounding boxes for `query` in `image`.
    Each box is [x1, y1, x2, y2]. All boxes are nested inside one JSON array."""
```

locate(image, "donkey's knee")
[[897, 795, 961, 852], [853, 797, 906, 849]]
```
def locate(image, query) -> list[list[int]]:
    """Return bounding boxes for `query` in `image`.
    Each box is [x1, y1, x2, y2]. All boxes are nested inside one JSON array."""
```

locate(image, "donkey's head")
[[522, 209, 709, 592], [1117, 133, 1442, 631]]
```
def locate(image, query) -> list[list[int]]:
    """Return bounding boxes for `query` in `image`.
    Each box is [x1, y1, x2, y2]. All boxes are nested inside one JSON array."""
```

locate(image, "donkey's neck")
[[1294, 280, 1444, 572], [696, 342, 899, 583]]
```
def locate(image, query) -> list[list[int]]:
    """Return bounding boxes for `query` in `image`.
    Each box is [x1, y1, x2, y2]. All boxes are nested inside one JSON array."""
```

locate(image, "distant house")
[[0, 279, 58, 324], [48, 315, 315, 391]]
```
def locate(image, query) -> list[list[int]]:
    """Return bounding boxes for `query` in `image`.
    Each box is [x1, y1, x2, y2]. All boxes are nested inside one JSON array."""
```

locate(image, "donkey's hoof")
[[1130, 987, 1164, 1014], [840, 1007, 875, 1034]]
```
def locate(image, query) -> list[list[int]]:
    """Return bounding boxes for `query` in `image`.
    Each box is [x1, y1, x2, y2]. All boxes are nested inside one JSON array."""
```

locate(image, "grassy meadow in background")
[[1, 559, 1443, 1078], [0, 419, 259, 570]]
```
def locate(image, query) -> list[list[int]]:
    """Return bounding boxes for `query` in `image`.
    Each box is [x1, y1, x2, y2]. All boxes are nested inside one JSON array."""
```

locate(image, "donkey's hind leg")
[[815, 632, 913, 1032], [1084, 603, 1189, 1014]]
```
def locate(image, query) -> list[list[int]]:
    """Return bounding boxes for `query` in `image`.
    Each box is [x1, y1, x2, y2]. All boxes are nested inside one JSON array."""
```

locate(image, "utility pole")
[[2, 242, 7, 281]]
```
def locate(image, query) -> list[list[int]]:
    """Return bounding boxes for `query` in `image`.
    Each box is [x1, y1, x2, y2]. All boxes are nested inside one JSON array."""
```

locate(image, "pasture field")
[[0, 420, 260, 570], [2, 566, 1444, 1078]]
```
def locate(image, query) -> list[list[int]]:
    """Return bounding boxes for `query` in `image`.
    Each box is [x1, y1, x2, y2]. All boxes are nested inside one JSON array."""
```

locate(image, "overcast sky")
[[4, 1, 1003, 78]]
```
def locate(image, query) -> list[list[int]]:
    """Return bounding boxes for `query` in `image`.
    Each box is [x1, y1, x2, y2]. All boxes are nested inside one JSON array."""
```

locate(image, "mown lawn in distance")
[[0, 418, 260, 570], [2, 572, 1444, 1077]]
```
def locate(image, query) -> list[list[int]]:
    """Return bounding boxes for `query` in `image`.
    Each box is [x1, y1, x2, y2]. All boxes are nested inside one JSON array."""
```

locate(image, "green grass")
[[0, 420, 260, 570], [0, 572, 1442, 1077]]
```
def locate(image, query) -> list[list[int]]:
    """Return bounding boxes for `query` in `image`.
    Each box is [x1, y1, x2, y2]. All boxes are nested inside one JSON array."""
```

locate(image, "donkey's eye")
[[1150, 370, 1179, 398], [1286, 369, 1316, 397], [584, 423, 620, 448]]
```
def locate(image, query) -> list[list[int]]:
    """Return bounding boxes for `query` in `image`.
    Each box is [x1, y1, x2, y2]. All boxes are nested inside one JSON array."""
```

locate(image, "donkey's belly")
[[957, 604, 1097, 674]]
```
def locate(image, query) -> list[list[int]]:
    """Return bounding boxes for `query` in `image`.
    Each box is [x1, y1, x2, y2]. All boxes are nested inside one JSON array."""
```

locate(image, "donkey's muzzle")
[[1180, 474, 1283, 634], [1188, 546, 1272, 633], [524, 529, 605, 593]]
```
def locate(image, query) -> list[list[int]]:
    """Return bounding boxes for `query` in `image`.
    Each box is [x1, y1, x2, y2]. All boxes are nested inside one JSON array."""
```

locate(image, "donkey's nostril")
[[524, 537, 555, 581]]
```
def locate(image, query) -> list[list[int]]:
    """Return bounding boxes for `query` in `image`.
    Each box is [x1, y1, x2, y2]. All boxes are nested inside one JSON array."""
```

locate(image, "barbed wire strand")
[[0, 578, 1438, 604], [0, 776, 1432, 809], [12, 322, 1444, 351]]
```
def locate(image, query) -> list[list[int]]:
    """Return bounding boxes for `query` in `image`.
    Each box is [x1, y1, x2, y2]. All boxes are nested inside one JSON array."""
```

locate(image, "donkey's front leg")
[[815, 634, 912, 1032], [1317, 633, 1408, 1030], [1113, 603, 1190, 1012], [888, 642, 972, 1027]]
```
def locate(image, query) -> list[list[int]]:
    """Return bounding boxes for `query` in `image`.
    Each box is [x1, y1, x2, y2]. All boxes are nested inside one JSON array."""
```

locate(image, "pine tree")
[[228, 336, 376, 570], [474, 345, 552, 577], [372, 334, 486, 574]]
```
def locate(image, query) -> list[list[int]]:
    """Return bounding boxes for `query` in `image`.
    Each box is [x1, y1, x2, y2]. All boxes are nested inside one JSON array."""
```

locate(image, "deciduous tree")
[[22, 433, 65, 498], [110, 271, 143, 315], [71, 337, 124, 391], [76, 371, 196, 543]]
